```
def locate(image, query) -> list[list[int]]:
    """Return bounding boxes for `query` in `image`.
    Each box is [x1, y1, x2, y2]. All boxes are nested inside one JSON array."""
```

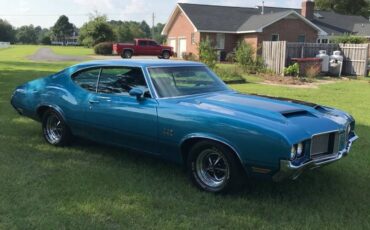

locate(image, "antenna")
[[261, 1, 264, 15]]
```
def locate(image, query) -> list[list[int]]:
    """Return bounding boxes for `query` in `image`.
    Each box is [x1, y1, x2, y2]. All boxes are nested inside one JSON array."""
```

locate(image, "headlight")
[[291, 142, 304, 160], [297, 143, 304, 157], [291, 146, 297, 160], [347, 125, 351, 135]]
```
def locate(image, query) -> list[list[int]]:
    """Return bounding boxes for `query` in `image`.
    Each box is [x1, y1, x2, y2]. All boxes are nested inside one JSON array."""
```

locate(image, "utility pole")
[[152, 12, 155, 39]]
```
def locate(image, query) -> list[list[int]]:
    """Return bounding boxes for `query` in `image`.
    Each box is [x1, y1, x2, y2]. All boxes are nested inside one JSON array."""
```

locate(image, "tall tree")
[[16, 25, 38, 44], [52, 15, 74, 44], [139, 21, 151, 38], [38, 28, 51, 45], [111, 21, 147, 42], [79, 15, 115, 47], [152, 23, 166, 44], [0, 19, 15, 42], [315, 0, 370, 17], [116, 23, 133, 42]]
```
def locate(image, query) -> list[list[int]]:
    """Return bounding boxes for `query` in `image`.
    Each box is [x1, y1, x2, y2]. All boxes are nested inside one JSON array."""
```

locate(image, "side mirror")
[[129, 87, 144, 100]]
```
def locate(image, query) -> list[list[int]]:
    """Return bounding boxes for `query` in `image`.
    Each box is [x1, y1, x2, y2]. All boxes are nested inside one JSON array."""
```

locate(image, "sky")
[[0, 0, 303, 28]]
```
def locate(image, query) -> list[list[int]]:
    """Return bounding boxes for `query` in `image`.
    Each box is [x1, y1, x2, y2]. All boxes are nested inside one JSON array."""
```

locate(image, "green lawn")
[[0, 45, 369, 229]]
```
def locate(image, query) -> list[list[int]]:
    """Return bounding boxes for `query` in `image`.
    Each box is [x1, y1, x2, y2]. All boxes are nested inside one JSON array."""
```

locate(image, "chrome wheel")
[[45, 114, 63, 144], [195, 148, 230, 188], [124, 50, 132, 58]]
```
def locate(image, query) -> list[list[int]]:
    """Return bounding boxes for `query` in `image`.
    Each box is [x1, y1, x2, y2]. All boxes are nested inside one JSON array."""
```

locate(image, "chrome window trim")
[[145, 65, 230, 100], [71, 64, 156, 99], [70, 66, 102, 93]]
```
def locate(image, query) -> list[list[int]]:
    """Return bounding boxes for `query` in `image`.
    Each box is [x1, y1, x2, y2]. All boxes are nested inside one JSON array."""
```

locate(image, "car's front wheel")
[[187, 141, 244, 193], [42, 109, 71, 146], [162, 51, 170, 59]]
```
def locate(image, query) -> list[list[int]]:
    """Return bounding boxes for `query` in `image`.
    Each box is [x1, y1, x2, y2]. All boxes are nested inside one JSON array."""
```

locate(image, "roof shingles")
[[177, 3, 370, 36]]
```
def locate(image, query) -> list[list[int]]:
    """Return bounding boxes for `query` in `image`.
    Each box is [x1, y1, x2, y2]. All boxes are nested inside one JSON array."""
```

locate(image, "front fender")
[[180, 132, 244, 165]]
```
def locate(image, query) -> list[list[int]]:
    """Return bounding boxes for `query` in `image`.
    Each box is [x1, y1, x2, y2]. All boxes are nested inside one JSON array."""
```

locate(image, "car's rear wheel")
[[187, 141, 244, 193], [42, 109, 71, 146], [121, 50, 133, 59], [162, 51, 170, 59]]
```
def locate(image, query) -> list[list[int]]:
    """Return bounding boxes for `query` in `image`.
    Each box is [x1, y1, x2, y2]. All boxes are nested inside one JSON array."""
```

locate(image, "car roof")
[[69, 59, 205, 72]]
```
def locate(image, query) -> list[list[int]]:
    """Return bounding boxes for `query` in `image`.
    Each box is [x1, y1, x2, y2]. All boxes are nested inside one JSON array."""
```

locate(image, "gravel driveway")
[[27, 47, 87, 62]]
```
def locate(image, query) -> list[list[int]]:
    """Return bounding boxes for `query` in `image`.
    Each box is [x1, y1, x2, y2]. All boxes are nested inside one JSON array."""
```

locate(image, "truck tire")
[[162, 51, 170, 59], [121, 50, 133, 59]]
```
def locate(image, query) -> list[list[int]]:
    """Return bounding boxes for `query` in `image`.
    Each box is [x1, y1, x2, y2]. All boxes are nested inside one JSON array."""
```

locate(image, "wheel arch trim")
[[36, 104, 67, 123], [180, 133, 245, 167]]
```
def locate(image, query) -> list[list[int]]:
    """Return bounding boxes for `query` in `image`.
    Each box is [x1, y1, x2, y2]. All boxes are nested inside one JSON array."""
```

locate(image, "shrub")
[[214, 67, 246, 84], [253, 56, 267, 74], [94, 42, 113, 55], [332, 35, 367, 44], [304, 64, 321, 79], [235, 41, 255, 71], [284, 63, 299, 77], [182, 52, 197, 61], [40, 36, 51, 45], [198, 37, 217, 69], [225, 52, 236, 63]]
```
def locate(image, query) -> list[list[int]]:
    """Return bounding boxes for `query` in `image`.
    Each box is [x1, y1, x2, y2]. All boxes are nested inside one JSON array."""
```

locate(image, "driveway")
[[27, 47, 86, 62]]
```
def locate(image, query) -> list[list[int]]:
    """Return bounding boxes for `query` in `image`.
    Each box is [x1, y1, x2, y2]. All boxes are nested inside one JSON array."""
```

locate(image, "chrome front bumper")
[[273, 134, 359, 182]]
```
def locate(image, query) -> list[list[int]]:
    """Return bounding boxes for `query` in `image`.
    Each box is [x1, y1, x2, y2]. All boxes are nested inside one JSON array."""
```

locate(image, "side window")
[[138, 40, 147, 46], [148, 41, 158, 46], [72, 68, 100, 92], [271, 34, 279, 41], [98, 67, 149, 96]]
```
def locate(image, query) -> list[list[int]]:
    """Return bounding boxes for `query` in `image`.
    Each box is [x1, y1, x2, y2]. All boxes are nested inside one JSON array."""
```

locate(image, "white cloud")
[[18, 0, 30, 14], [73, 0, 149, 15]]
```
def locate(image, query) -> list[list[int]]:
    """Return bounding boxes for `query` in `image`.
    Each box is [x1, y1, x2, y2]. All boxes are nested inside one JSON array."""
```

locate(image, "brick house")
[[162, 1, 326, 58]]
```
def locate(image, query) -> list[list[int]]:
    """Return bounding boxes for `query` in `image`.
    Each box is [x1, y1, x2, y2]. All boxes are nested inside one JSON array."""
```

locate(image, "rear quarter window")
[[72, 68, 100, 92]]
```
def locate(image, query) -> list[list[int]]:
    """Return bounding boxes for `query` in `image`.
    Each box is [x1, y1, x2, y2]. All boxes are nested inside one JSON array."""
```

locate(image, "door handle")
[[97, 96, 111, 102], [88, 99, 100, 104]]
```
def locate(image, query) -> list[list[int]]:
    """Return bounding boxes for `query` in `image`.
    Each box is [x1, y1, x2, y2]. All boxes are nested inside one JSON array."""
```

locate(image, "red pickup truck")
[[113, 38, 174, 59]]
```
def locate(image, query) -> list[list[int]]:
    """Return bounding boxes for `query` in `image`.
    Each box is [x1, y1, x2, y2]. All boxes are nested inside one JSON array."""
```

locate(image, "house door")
[[178, 38, 187, 58], [169, 39, 177, 56]]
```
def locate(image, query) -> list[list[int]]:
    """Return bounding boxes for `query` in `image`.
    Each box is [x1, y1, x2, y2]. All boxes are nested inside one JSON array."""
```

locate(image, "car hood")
[[176, 91, 352, 142]]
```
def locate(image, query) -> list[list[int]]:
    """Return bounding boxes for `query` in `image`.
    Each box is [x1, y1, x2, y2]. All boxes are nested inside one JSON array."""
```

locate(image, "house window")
[[271, 34, 279, 41], [215, 33, 225, 49], [322, 39, 328, 44], [191, 33, 196, 44], [297, 35, 305, 43]]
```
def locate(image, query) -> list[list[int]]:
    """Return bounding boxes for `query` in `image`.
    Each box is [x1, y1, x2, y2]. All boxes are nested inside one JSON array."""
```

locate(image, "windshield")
[[148, 66, 228, 98]]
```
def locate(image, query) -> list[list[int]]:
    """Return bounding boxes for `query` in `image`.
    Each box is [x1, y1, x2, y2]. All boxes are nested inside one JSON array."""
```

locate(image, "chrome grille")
[[311, 132, 339, 159]]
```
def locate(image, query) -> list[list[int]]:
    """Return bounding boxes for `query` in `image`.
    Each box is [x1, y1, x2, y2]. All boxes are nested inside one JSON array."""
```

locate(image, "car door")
[[85, 66, 159, 155], [137, 40, 148, 55], [147, 40, 162, 56], [67, 67, 101, 138]]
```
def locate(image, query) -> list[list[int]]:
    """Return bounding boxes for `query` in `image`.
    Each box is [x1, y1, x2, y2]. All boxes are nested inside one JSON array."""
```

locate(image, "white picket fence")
[[0, 42, 11, 48]]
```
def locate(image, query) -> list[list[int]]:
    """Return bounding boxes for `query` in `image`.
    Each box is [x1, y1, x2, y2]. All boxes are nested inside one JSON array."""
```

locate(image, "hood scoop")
[[281, 109, 313, 118]]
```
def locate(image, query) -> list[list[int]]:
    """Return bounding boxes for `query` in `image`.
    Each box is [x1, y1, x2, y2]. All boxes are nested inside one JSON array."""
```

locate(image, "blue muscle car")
[[10, 60, 358, 193]]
